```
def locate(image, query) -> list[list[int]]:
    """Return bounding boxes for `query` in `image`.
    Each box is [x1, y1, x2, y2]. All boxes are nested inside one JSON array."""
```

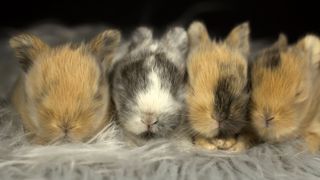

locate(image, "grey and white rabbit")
[[110, 26, 188, 145]]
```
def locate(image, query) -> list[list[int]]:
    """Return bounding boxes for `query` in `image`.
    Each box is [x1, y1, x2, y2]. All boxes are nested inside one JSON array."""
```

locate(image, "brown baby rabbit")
[[10, 29, 121, 145], [186, 21, 251, 151], [250, 34, 320, 152]]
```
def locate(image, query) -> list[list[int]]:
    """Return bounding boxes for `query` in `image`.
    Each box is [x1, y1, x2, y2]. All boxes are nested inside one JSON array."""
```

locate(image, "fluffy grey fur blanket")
[[0, 24, 319, 180]]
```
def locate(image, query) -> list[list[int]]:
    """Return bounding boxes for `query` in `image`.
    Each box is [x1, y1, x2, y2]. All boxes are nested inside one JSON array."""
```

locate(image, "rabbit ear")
[[129, 27, 153, 50], [88, 29, 121, 71], [270, 34, 288, 51], [297, 34, 320, 67], [10, 34, 49, 72], [256, 34, 288, 69], [225, 22, 250, 57], [290, 34, 320, 104], [188, 21, 211, 48], [161, 27, 188, 55], [160, 27, 189, 73]]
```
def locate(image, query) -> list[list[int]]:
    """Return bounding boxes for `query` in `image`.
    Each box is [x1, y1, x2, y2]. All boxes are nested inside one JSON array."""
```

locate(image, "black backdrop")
[[0, 0, 319, 40]]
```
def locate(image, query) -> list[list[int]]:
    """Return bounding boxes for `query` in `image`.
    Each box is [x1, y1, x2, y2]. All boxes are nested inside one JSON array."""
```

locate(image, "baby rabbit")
[[250, 34, 320, 152], [186, 21, 251, 151], [10, 29, 121, 145], [110, 27, 188, 145]]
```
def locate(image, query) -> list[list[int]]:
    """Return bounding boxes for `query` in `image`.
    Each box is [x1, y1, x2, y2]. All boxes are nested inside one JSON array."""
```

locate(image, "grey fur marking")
[[261, 48, 282, 69], [214, 76, 249, 137]]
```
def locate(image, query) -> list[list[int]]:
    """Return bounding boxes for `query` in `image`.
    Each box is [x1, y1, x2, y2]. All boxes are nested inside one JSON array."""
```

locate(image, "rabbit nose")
[[141, 112, 158, 126], [59, 123, 72, 135], [210, 114, 220, 129], [63, 127, 69, 134]]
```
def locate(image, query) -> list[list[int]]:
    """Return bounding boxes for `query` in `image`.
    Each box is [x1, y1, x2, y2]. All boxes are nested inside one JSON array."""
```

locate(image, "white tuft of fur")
[[136, 70, 179, 113]]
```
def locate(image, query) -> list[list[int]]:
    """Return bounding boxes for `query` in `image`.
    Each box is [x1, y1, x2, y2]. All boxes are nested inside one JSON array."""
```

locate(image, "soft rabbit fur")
[[186, 21, 251, 151], [10, 29, 121, 145], [110, 27, 189, 146], [250, 34, 320, 152]]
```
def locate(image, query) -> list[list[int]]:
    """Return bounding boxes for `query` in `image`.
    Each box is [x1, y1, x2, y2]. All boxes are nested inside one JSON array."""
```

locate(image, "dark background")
[[0, 0, 319, 96], [0, 0, 319, 40]]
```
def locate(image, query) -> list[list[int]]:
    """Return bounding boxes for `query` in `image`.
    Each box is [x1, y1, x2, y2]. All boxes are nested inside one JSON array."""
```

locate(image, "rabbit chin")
[[208, 129, 220, 138], [192, 126, 219, 139], [121, 114, 160, 135], [123, 123, 161, 140], [255, 123, 299, 143]]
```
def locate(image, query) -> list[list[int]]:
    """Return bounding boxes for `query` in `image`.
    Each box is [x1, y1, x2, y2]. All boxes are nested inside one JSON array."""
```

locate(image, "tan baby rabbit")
[[10, 29, 121, 145], [250, 33, 320, 152], [186, 21, 251, 151]]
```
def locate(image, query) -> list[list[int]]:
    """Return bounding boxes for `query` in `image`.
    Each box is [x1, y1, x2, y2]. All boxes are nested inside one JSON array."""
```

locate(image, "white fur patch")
[[126, 65, 180, 134], [136, 70, 178, 114], [123, 113, 147, 135], [149, 43, 159, 52]]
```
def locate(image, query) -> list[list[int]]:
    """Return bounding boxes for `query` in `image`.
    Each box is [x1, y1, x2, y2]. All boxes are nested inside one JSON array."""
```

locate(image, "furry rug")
[[0, 24, 320, 180]]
